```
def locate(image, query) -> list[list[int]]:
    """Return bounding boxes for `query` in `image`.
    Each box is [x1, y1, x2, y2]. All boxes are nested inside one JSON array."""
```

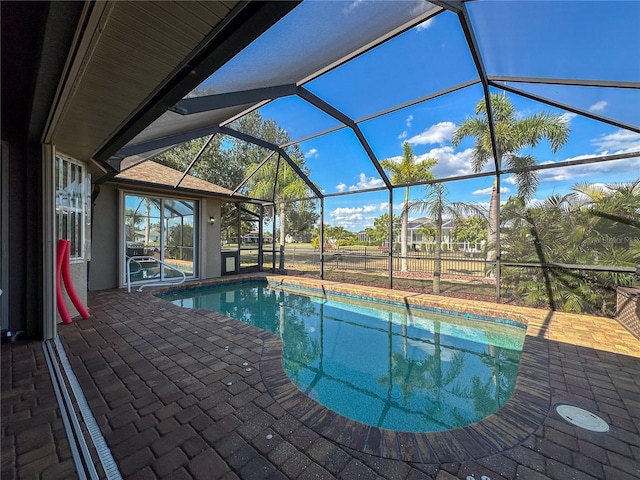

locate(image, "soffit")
[[51, 1, 239, 162], [118, 1, 444, 160]]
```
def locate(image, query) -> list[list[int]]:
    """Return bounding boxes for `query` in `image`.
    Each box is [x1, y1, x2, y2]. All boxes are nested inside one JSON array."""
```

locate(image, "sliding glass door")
[[124, 194, 196, 284]]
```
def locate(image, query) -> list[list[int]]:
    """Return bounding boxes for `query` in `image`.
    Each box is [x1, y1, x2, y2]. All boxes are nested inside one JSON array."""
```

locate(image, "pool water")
[[160, 282, 525, 432]]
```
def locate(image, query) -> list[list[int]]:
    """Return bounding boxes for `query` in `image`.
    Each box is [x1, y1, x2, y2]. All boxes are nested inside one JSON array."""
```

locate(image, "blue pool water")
[[159, 282, 526, 432]]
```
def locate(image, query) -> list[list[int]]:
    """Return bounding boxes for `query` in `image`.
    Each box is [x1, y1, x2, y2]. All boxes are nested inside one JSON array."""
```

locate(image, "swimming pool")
[[160, 281, 526, 432]]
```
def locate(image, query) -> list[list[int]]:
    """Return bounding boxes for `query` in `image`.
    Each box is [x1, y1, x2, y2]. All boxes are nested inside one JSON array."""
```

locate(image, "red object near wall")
[[56, 239, 90, 323]]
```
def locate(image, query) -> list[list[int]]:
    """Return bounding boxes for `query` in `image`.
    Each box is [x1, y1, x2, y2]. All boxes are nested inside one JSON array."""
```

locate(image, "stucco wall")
[[88, 184, 118, 290], [89, 186, 224, 290], [203, 199, 221, 279]]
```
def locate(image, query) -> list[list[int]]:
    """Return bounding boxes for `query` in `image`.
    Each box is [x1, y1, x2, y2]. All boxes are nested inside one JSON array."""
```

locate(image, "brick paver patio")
[[1, 341, 77, 479], [2, 274, 639, 479]]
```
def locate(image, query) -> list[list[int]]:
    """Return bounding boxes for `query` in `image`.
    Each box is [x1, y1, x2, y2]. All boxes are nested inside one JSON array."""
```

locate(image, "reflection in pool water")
[[160, 282, 525, 432]]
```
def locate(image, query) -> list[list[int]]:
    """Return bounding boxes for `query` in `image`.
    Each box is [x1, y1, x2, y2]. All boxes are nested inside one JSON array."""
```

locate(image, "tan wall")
[[203, 199, 221, 279], [89, 186, 224, 290], [88, 184, 119, 290]]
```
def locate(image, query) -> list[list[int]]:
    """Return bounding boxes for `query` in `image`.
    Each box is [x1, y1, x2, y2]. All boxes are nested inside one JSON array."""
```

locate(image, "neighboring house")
[[285, 233, 310, 243], [134, 227, 160, 245], [406, 217, 455, 251], [243, 230, 273, 244]]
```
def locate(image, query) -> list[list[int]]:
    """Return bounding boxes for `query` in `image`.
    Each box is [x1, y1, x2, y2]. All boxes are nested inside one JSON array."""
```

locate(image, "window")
[[124, 194, 196, 282], [55, 155, 90, 259]]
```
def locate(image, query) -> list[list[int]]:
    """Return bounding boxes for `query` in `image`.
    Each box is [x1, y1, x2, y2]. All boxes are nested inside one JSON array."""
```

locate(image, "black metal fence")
[[246, 245, 636, 316], [275, 246, 486, 277]]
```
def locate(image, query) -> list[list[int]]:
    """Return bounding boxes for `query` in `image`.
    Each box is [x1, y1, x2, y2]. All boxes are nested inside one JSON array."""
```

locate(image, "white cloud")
[[379, 202, 403, 212], [398, 131, 408, 140], [537, 155, 640, 183], [415, 146, 477, 177], [330, 205, 380, 226], [591, 129, 640, 153], [336, 183, 347, 192], [347, 173, 385, 191], [407, 122, 456, 145], [474, 187, 492, 196], [476, 201, 491, 212], [342, 0, 364, 14], [382, 145, 477, 178], [473, 186, 509, 196], [327, 201, 407, 231], [589, 100, 608, 113], [490, 128, 640, 185], [406, 115, 414, 127], [331, 206, 377, 216], [415, 18, 434, 31], [306, 148, 319, 158], [559, 112, 577, 125]]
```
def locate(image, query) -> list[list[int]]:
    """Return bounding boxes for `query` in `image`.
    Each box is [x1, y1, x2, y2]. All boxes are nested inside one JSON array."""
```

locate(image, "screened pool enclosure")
[[114, 1, 639, 317]]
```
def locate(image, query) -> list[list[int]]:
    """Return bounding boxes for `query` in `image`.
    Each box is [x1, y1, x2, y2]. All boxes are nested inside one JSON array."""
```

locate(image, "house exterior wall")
[[88, 184, 119, 291], [203, 198, 221, 279], [89, 187, 224, 290], [407, 226, 453, 250]]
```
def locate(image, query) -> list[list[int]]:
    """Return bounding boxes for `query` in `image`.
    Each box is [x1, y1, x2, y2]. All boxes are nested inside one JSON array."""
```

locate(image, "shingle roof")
[[114, 160, 243, 199]]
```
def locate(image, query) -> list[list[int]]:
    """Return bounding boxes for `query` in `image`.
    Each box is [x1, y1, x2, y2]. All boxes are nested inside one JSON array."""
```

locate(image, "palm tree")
[[416, 223, 436, 249], [411, 183, 486, 294], [124, 207, 144, 242], [573, 179, 640, 236], [380, 142, 437, 271], [451, 93, 570, 263], [416, 184, 447, 293], [571, 179, 640, 312], [247, 156, 311, 250]]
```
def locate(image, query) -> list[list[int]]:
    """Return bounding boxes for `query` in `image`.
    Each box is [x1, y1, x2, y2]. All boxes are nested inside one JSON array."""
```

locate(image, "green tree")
[[451, 93, 570, 263], [511, 193, 593, 312], [500, 180, 640, 315], [363, 227, 376, 245], [157, 110, 317, 249], [157, 111, 306, 191], [247, 159, 312, 247], [416, 223, 436, 244], [369, 213, 401, 246], [380, 142, 437, 271], [451, 216, 488, 247], [573, 179, 640, 246], [124, 207, 144, 242], [155, 135, 239, 188], [286, 201, 319, 242], [324, 225, 357, 247]]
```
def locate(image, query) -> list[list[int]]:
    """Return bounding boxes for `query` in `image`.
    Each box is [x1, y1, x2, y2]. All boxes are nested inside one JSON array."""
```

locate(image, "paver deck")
[[2, 274, 640, 479]]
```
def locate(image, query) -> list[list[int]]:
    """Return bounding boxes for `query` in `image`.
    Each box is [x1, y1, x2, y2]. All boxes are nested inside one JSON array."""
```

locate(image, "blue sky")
[[202, 1, 640, 232]]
